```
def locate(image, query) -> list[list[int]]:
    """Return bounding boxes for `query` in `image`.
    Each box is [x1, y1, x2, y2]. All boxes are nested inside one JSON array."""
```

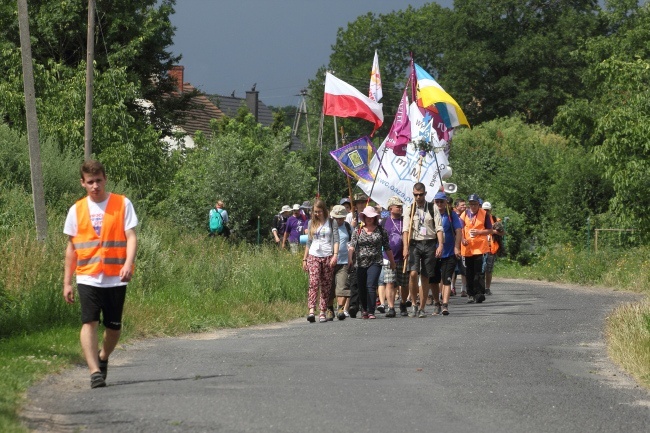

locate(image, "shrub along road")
[[22, 279, 649, 432]]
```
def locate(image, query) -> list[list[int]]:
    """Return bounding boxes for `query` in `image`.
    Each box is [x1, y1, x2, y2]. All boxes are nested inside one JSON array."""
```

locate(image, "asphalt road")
[[22, 279, 649, 432]]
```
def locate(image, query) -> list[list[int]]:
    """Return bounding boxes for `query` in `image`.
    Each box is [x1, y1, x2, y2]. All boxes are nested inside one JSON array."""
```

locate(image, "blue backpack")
[[209, 208, 224, 234]]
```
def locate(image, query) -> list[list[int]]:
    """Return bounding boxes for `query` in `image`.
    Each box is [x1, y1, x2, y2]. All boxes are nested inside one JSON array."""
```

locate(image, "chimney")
[[245, 88, 259, 121], [169, 65, 184, 93]]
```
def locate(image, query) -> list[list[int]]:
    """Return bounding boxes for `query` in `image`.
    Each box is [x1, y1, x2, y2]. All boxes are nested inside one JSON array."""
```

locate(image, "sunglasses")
[[413, 192, 426, 197]]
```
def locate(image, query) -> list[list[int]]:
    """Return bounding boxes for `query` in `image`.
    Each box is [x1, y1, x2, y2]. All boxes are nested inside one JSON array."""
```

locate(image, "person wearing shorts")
[[381, 196, 409, 317], [429, 192, 462, 315], [63, 160, 138, 389], [403, 183, 443, 318], [329, 205, 352, 320]]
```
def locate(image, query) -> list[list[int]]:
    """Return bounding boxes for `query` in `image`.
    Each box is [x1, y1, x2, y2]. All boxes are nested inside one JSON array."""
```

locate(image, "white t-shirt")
[[64, 194, 138, 287], [308, 218, 334, 258]]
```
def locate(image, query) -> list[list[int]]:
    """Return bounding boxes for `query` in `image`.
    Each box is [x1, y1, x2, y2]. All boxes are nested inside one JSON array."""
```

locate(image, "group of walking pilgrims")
[[272, 183, 505, 323]]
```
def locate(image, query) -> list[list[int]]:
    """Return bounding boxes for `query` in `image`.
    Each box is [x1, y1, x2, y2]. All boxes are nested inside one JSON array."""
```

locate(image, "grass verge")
[[605, 299, 650, 388]]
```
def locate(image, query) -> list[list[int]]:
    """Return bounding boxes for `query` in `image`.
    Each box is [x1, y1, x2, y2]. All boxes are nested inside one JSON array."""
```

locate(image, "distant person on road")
[[460, 194, 492, 304], [403, 182, 443, 318], [302, 199, 339, 323], [452, 198, 467, 297], [329, 205, 352, 320], [63, 160, 138, 389], [347, 193, 368, 228], [482, 201, 505, 295], [381, 196, 408, 318], [429, 192, 462, 315], [340, 197, 352, 215], [348, 206, 395, 319]]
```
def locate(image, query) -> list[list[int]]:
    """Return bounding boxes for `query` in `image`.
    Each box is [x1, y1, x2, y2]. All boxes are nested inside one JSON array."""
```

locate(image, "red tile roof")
[[175, 83, 224, 138]]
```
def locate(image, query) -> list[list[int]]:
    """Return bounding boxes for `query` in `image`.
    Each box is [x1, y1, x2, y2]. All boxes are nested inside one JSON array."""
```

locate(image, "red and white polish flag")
[[324, 72, 384, 132]]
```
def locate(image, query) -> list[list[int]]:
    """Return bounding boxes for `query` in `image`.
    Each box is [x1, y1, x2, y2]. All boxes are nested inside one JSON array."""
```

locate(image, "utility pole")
[[17, 0, 48, 241], [292, 88, 311, 146], [84, 0, 95, 160]]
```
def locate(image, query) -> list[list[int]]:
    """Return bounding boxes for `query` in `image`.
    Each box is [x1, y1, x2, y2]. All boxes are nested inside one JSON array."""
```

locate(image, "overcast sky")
[[169, 0, 454, 107]]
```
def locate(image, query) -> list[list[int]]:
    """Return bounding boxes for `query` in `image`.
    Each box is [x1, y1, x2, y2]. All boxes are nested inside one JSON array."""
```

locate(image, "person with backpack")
[[481, 201, 505, 295], [403, 182, 444, 318], [430, 192, 463, 315], [329, 205, 353, 320], [302, 199, 339, 323], [460, 194, 493, 304], [348, 206, 396, 320], [209, 200, 229, 238], [272, 205, 291, 247]]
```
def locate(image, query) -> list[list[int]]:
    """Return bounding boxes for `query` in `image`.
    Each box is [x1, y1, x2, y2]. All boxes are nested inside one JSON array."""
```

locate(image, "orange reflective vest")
[[488, 215, 500, 255], [72, 194, 127, 276], [461, 208, 490, 257]]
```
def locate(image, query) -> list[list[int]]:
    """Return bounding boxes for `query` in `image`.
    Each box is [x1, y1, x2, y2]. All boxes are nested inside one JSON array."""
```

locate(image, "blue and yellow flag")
[[415, 63, 470, 129], [329, 136, 377, 183]]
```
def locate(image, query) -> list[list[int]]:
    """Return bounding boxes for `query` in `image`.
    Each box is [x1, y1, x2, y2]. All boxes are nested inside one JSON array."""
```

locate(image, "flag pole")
[[340, 127, 354, 209]]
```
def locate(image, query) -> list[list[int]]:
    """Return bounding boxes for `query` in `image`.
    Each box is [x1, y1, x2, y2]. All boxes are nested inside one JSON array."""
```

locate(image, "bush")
[[450, 116, 613, 261], [161, 115, 315, 243]]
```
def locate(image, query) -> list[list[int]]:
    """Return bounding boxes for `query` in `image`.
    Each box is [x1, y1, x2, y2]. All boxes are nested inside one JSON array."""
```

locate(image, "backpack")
[[492, 220, 506, 257], [209, 208, 224, 234], [343, 221, 352, 240], [273, 213, 287, 234]]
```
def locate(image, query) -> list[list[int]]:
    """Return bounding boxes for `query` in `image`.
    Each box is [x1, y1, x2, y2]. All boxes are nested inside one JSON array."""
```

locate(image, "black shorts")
[[77, 284, 127, 330], [407, 240, 437, 277], [429, 256, 457, 285]]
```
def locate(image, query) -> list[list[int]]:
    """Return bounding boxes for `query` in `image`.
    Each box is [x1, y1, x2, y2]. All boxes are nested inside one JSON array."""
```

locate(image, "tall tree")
[[554, 2, 650, 235], [0, 0, 188, 136], [442, 0, 603, 126]]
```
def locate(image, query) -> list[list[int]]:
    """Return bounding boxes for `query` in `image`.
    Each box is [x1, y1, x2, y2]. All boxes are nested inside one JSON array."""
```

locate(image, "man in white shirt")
[[63, 160, 138, 388]]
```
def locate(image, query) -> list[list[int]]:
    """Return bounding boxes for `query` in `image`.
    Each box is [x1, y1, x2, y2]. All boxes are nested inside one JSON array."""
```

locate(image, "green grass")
[[606, 299, 650, 389], [0, 328, 80, 432], [494, 245, 650, 295]]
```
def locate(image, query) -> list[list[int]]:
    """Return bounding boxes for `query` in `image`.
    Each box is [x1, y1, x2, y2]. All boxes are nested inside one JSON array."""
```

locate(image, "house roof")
[[207, 94, 274, 127], [208, 93, 304, 151], [175, 83, 224, 138]]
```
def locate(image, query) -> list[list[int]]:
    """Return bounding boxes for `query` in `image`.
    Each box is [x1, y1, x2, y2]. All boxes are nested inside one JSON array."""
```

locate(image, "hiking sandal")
[[90, 372, 106, 389]]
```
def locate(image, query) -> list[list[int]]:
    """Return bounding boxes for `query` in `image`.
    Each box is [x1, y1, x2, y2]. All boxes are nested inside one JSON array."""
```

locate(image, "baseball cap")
[[482, 201, 492, 210], [468, 193, 480, 202], [339, 197, 351, 205], [292, 204, 300, 210], [434, 191, 448, 201]]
